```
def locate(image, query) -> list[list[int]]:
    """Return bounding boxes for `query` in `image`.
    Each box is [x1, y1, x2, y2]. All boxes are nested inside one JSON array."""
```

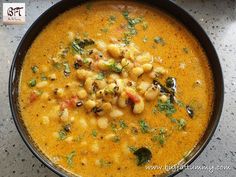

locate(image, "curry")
[[19, 1, 214, 176]]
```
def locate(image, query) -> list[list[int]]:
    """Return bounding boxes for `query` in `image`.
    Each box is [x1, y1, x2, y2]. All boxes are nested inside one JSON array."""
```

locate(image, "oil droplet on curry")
[[19, 1, 214, 176]]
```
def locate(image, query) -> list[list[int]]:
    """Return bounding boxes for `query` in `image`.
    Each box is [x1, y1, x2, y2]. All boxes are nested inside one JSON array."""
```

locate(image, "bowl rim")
[[8, 0, 224, 177]]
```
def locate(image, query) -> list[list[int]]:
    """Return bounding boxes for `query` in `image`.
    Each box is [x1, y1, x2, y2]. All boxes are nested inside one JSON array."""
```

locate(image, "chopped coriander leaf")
[[154, 37, 165, 46], [31, 66, 38, 73], [128, 146, 138, 153], [101, 28, 109, 33], [143, 36, 148, 43], [122, 10, 143, 45], [66, 151, 76, 166], [112, 135, 120, 143], [72, 41, 84, 54], [176, 100, 185, 108], [109, 15, 116, 24], [41, 73, 47, 81], [177, 118, 186, 130], [28, 79, 36, 87], [108, 61, 123, 73], [99, 159, 112, 167], [58, 129, 67, 140], [157, 98, 176, 117], [53, 62, 62, 69], [111, 122, 117, 132], [83, 32, 88, 37], [63, 63, 71, 76], [183, 47, 189, 54], [152, 135, 165, 146], [91, 130, 97, 137], [139, 119, 150, 133], [142, 21, 148, 30], [119, 120, 128, 129], [96, 72, 105, 80]]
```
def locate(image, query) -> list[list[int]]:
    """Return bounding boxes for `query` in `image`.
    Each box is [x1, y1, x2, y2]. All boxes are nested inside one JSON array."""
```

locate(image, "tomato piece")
[[60, 96, 78, 109], [29, 92, 38, 103], [126, 92, 140, 103]]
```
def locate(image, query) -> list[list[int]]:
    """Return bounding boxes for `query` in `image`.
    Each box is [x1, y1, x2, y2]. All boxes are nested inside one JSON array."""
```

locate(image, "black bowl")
[[9, 0, 224, 176]]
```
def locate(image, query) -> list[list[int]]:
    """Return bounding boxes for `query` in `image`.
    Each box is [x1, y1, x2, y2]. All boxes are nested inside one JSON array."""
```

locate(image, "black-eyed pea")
[[136, 52, 152, 64], [150, 67, 167, 78], [107, 74, 120, 83], [131, 67, 144, 78], [65, 136, 73, 143], [159, 95, 168, 102], [95, 80, 107, 89], [97, 117, 108, 129], [101, 102, 112, 112], [60, 109, 69, 122], [96, 40, 107, 51], [122, 71, 129, 78], [97, 60, 109, 70], [54, 88, 64, 98], [41, 92, 49, 100], [49, 73, 57, 81], [84, 78, 94, 93], [109, 108, 124, 118], [118, 92, 127, 108], [77, 89, 87, 99], [142, 63, 153, 72], [104, 133, 116, 140], [36, 81, 48, 88], [84, 100, 96, 111], [144, 86, 159, 101], [137, 82, 151, 95], [133, 96, 144, 114], [107, 44, 122, 58], [90, 141, 99, 153]]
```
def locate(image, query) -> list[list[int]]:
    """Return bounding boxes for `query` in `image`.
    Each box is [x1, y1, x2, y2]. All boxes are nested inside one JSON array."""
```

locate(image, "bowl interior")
[[9, 0, 224, 176]]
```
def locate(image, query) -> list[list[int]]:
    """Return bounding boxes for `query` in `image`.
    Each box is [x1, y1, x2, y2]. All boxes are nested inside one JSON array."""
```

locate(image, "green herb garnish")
[[128, 146, 138, 153], [183, 48, 189, 54], [92, 130, 97, 137], [139, 120, 150, 133], [28, 79, 36, 87], [58, 129, 67, 140], [31, 66, 38, 73], [101, 28, 109, 33], [99, 159, 112, 167], [177, 119, 186, 130], [119, 120, 128, 129], [96, 72, 105, 80], [142, 21, 148, 30], [63, 63, 71, 76], [156, 98, 176, 117], [151, 128, 167, 146], [143, 36, 148, 43], [154, 37, 165, 46], [112, 135, 120, 143], [109, 15, 116, 25], [41, 73, 47, 81], [66, 151, 76, 166]]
